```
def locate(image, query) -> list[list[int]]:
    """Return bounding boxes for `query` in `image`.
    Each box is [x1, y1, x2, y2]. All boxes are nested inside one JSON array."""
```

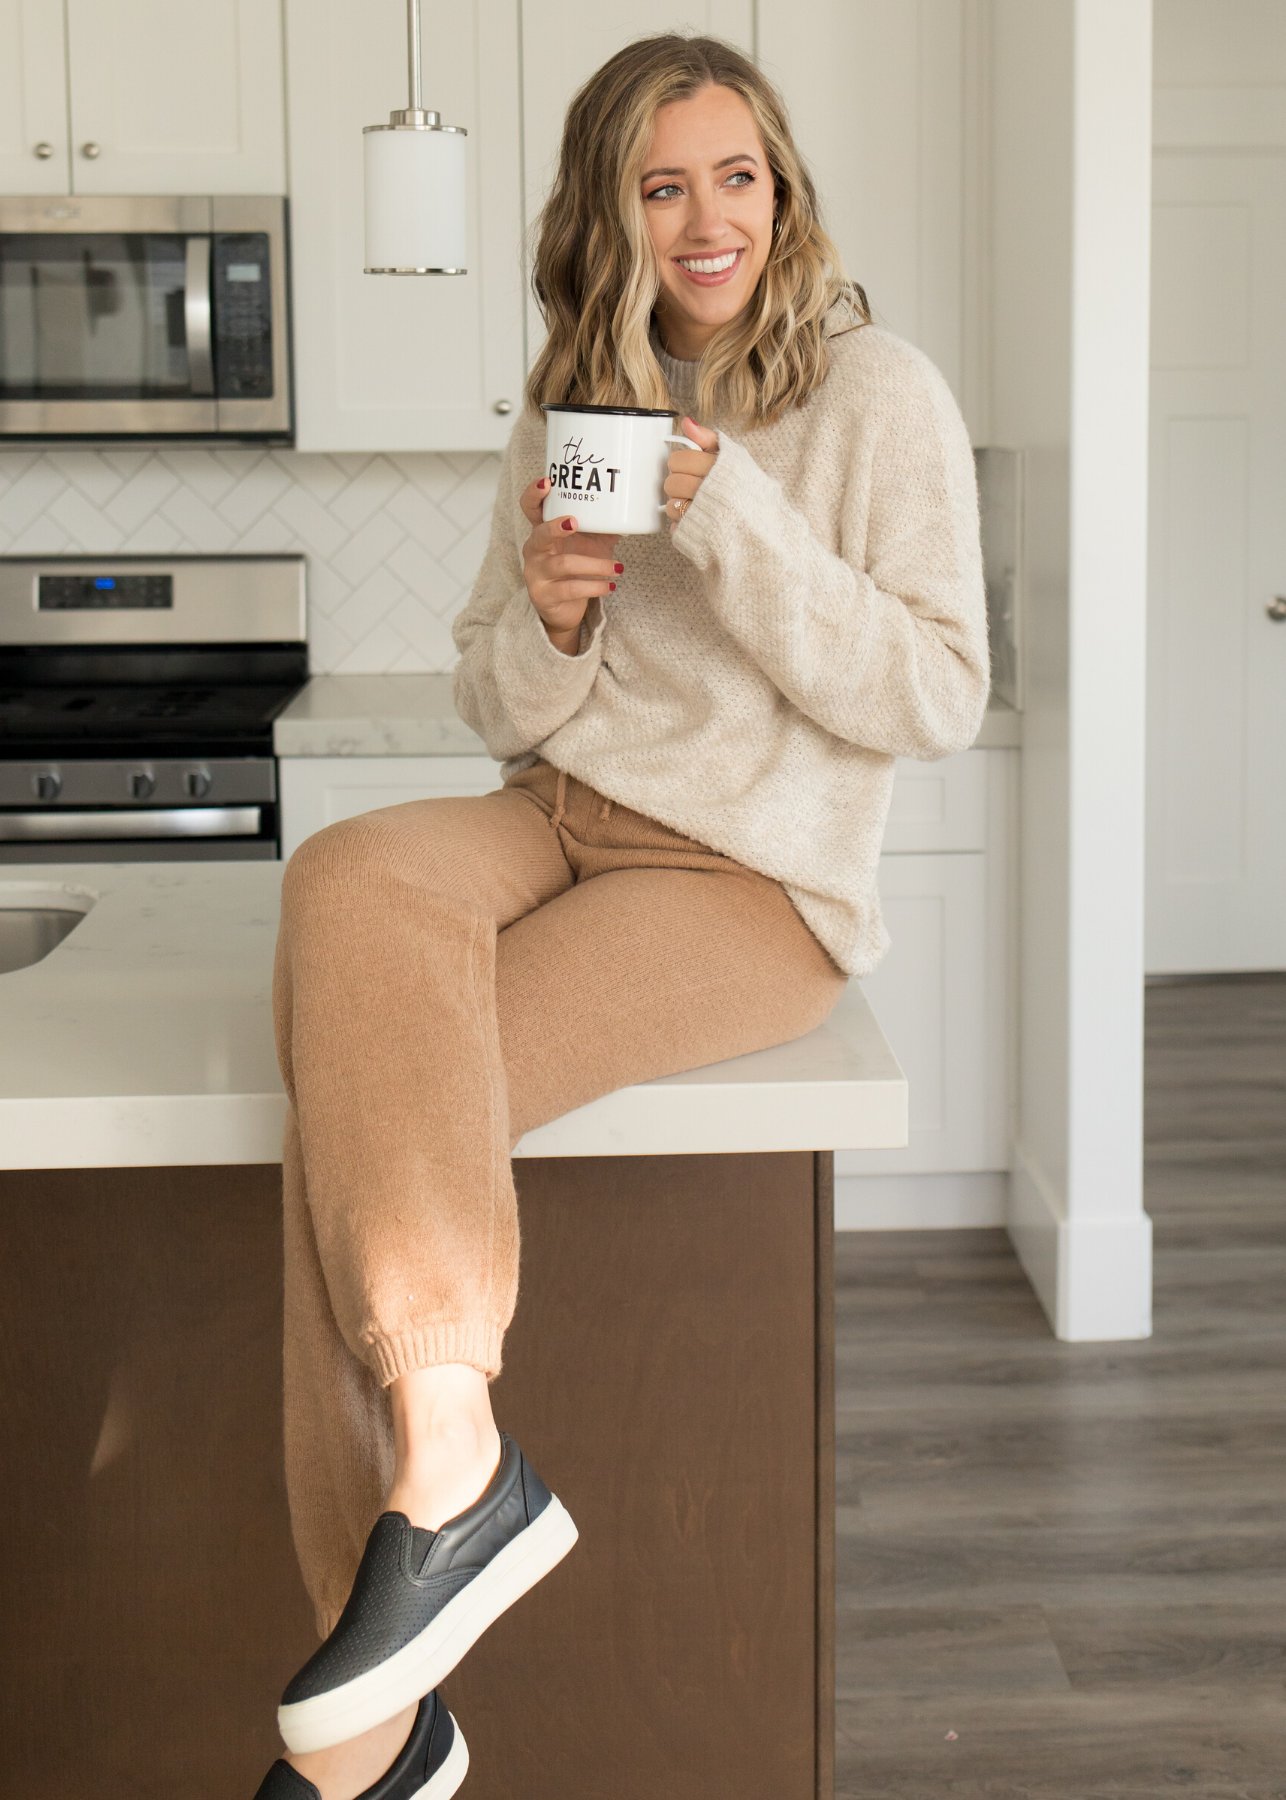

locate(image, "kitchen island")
[[0, 862, 905, 1800]]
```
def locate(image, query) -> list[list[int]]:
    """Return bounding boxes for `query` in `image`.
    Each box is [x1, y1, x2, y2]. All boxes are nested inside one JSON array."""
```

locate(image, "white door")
[[519, 2, 754, 360], [0, 0, 70, 195], [286, 0, 525, 451], [65, 0, 286, 195], [1146, 153, 1286, 971]]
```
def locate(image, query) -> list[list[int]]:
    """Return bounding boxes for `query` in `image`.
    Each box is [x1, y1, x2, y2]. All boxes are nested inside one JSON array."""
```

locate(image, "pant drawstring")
[[599, 796, 612, 822], [550, 768, 568, 834]]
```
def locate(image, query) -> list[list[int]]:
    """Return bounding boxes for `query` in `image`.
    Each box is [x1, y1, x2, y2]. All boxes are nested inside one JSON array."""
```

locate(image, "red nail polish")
[[536, 478, 549, 490], [609, 582, 616, 591], [614, 563, 624, 574], [560, 519, 574, 532]]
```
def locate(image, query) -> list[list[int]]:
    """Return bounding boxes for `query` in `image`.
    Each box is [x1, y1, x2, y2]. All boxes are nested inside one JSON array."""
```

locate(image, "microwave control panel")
[[213, 233, 274, 400]]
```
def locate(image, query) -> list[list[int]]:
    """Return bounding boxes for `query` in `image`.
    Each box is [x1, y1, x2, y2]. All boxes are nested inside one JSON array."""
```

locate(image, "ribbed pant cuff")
[[364, 1321, 506, 1385]]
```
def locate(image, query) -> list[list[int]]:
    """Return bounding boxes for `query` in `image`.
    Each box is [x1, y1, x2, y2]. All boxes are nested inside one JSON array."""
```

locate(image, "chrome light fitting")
[[363, 0, 466, 275]]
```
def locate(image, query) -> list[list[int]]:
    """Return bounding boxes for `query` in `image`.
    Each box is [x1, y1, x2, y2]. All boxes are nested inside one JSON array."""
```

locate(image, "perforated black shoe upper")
[[281, 1434, 552, 1706]]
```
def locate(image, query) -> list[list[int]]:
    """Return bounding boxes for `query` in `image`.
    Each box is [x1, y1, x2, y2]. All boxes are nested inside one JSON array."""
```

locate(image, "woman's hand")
[[519, 478, 622, 656], [663, 417, 719, 531]]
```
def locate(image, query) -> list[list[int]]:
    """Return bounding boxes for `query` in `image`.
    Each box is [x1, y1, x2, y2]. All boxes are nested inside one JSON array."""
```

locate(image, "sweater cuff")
[[489, 586, 605, 743], [670, 434, 780, 569]]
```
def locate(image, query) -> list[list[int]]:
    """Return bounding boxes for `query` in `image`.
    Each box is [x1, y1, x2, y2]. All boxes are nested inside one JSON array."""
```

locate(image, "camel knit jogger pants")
[[273, 760, 846, 1632]]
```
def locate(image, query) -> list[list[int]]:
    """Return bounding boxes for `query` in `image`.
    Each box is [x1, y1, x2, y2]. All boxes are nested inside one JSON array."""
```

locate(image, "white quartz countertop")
[[0, 863, 907, 1171], [274, 674, 1022, 755]]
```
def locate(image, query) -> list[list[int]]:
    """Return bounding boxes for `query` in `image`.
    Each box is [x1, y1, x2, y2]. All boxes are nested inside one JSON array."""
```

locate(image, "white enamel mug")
[[541, 403, 700, 535]]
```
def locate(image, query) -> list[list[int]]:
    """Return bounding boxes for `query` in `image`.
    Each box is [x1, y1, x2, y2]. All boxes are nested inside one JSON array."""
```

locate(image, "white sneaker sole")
[[278, 1496, 579, 1754], [416, 1713, 469, 1800]]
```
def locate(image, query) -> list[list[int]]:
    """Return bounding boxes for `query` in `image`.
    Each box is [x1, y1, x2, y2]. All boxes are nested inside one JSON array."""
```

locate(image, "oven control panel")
[[38, 573, 173, 611]]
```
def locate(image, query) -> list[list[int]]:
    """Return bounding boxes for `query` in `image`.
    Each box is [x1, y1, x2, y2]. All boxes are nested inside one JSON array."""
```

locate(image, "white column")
[[1002, 0, 1154, 1338]]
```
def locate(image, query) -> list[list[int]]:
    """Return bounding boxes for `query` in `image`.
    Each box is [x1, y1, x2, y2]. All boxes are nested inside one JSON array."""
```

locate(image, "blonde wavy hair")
[[525, 34, 868, 429]]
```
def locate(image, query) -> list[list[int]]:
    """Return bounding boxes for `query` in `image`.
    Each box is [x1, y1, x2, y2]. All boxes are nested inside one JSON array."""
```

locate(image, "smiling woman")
[[261, 31, 987, 1800], [527, 34, 868, 430]]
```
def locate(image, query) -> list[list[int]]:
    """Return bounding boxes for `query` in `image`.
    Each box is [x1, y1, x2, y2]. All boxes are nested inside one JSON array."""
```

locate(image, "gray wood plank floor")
[[834, 977, 1286, 1799]]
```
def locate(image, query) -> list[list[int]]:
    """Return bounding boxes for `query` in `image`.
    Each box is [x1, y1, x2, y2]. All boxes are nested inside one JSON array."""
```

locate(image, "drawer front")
[[279, 755, 503, 859], [881, 749, 988, 853]]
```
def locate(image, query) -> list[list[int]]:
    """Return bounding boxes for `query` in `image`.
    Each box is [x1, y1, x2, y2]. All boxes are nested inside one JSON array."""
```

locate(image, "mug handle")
[[659, 432, 704, 513]]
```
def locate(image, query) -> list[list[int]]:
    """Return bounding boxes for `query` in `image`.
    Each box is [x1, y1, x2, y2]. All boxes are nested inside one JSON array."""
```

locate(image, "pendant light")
[[363, 0, 467, 274]]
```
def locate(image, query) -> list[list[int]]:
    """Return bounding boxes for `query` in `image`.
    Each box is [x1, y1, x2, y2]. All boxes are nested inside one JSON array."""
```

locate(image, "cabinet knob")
[[1268, 597, 1286, 622], [33, 141, 54, 160], [80, 141, 101, 160], [493, 399, 513, 416]]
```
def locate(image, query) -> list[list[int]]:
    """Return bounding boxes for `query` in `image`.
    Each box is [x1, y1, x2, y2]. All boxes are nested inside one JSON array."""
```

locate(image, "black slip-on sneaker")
[[278, 1433, 577, 1754], [254, 1691, 467, 1800]]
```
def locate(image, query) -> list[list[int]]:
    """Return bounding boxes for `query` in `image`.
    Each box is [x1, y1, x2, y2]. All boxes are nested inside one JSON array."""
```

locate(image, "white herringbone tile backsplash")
[[0, 447, 502, 673]]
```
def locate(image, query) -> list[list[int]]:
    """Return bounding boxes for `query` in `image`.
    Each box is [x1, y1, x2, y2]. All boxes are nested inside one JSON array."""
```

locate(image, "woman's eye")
[[645, 183, 682, 201], [725, 170, 754, 187]]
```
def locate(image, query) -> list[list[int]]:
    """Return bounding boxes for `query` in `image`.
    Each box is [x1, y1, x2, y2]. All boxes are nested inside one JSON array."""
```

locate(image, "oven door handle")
[[184, 236, 215, 397]]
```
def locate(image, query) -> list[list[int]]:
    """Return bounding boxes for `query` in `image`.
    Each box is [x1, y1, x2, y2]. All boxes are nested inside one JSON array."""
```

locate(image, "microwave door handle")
[[184, 236, 214, 396]]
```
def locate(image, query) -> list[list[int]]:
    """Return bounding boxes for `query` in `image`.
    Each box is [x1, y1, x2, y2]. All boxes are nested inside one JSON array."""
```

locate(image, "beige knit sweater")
[[452, 325, 988, 975]]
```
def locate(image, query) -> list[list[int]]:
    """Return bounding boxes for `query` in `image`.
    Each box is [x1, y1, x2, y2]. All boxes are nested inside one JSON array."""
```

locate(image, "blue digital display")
[[94, 577, 116, 590]]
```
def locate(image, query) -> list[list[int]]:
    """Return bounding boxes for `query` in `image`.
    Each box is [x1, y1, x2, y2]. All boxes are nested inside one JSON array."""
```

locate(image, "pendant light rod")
[[406, 0, 423, 114], [390, 0, 437, 126]]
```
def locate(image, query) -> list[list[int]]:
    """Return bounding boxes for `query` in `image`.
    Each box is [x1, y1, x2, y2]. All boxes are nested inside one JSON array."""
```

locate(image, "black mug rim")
[[541, 402, 677, 419]]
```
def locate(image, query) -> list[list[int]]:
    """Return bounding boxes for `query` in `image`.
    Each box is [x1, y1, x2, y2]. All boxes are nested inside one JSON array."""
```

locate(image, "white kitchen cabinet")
[[838, 747, 1015, 1183], [284, 0, 525, 452], [65, 0, 285, 195], [279, 755, 503, 859], [0, 0, 285, 198], [0, 0, 71, 195]]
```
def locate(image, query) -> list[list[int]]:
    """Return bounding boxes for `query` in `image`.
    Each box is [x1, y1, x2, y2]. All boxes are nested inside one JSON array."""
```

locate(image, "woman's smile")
[[673, 247, 746, 284]]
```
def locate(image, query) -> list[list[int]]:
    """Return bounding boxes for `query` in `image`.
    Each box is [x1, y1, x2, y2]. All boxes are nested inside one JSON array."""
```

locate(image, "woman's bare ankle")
[[386, 1363, 502, 1531], [285, 1703, 417, 1800]]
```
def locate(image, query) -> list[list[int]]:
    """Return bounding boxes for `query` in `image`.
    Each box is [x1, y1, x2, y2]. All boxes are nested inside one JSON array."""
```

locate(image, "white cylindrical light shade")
[[363, 126, 467, 272]]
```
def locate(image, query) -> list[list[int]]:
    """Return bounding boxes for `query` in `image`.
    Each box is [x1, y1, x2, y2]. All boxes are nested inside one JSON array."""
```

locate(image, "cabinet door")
[[520, 1, 754, 359], [883, 749, 988, 853], [836, 852, 1003, 1176], [0, 0, 70, 195], [285, 0, 525, 452], [65, 0, 286, 195], [279, 755, 503, 859]]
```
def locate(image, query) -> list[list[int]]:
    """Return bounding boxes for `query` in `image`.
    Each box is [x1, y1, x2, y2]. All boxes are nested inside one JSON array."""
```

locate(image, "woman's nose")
[[683, 186, 729, 243]]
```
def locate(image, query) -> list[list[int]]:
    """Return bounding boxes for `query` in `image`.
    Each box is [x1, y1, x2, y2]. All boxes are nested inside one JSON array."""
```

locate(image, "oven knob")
[[130, 770, 156, 800], [32, 769, 62, 801], [184, 767, 213, 800]]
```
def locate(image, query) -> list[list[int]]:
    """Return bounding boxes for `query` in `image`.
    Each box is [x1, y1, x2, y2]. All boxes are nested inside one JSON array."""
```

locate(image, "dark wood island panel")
[[0, 1152, 834, 1800]]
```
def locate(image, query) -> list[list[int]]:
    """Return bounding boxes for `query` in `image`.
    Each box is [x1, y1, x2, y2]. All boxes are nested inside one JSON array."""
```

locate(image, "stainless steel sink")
[[0, 886, 94, 973]]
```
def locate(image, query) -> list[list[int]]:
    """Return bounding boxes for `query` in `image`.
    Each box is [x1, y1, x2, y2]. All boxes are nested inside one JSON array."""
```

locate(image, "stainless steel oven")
[[0, 196, 291, 440], [0, 555, 307, 861]]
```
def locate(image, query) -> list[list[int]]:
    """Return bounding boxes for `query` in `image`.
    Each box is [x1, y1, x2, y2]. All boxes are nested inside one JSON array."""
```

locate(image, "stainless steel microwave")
[[0, 194, 291, 440]]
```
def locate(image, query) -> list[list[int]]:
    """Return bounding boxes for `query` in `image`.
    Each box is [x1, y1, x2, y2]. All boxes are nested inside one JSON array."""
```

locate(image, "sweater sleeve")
[[452, 413, 606, 762], [670, 349, 989, 761]]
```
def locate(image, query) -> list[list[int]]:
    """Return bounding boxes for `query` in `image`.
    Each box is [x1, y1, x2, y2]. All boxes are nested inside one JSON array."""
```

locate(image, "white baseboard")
[[834, 1170, 1009, 1231], [1009, 1139, 1153, 1341]]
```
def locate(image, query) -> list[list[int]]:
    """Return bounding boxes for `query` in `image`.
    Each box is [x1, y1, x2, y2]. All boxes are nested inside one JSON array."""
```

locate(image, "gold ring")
[[673, 498, 690, 517]]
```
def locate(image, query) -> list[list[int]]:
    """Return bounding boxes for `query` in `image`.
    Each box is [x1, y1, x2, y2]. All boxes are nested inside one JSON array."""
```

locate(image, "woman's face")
[[642, 83, 775, 360]]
